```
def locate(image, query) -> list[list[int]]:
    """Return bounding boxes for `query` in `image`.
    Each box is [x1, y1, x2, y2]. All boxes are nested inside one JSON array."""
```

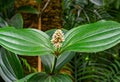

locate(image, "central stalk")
[[51, 29, 64, 74]]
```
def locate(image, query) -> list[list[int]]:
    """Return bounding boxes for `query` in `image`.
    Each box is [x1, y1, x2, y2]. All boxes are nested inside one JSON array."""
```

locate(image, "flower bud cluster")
[[51, 29, 64, 48]]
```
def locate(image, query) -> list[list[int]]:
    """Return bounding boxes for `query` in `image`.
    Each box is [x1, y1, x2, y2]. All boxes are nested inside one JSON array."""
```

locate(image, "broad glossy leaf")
[[40, 55, 55, 73], [0, 27, 53, 56], [8, 13, 23, 28], [17, 6, 39, 14], [0, 48, 24, 82], [55, 52, 75, 72], [62, 20, 120, 53], [17, 72, 72, 82]]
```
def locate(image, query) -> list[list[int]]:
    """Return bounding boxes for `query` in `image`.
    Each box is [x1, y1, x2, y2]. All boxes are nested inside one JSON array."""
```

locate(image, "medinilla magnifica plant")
[[0, 20, 120, 82]]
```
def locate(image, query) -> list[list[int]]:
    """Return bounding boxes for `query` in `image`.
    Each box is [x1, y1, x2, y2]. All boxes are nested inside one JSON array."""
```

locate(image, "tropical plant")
[[0, 0, 24, 28], [67, 50, 120, 82], [0, 0, 46, 75], [62, 1, 120, 82], [0, 20, 120, 81], [62, 0, 104, 29], [0, 1, 30, 81], [0, 48, 24, 82], [62, 0, 120, 30]]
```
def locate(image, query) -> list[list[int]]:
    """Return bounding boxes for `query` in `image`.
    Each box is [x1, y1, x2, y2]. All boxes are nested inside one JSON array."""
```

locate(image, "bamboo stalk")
[[38, 3, 42, 72], [38, 17, 41, 72], [37, 0, 50, 72]]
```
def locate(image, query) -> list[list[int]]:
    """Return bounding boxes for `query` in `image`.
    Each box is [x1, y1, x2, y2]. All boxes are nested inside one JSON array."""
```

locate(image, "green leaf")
[[35, 0, 42, 3], [55, 52, 75, 72], [17, 6, 39, 14], [115, 0, 120, 9], [17, 72, 72, 82], [0, 48, 24, 82], [62, 20, 120, 53], [8, 13, 23, 28], [40, 55, 55, 73], [40, 52, 75, 73], [15, 73, 36, 82], [90, 0, 103, 6], [0, 27, 53, 56], [0, 17, 8, 27], [0, 0, 14, 10]]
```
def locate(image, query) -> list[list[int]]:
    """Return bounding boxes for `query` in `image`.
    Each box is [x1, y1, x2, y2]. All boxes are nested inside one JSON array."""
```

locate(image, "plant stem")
[[38, 2, 42, 72], [38, 3, 41, 30], [51, 56, 57, 74], [51, 48, 60, 74]]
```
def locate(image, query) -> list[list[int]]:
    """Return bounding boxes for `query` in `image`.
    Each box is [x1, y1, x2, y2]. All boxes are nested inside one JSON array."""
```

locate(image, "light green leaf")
[[62, 20, 120, 53], [0, 48, 24, 82], [0, 27, 53, 56], [17, 6, 39, 14], [8, 13, 23, 28], [17, 72, 72, 82]]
